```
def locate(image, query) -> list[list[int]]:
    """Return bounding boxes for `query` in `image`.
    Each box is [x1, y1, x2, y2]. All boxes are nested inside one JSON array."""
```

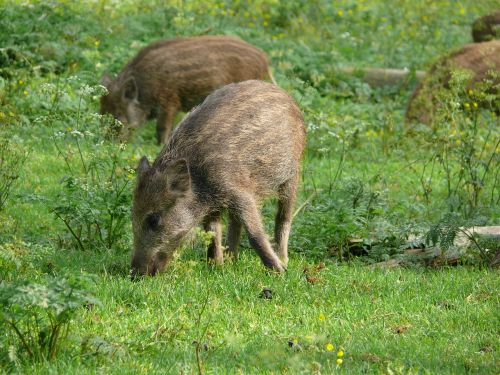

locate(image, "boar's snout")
[[130, 255, 156, 280], [130, 251, 170, 280], [130, 263, 156, 281]]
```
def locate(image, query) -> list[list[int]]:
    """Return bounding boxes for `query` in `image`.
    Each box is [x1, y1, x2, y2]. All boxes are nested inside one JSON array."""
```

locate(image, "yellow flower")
[[464, 102, 470, 109], [337, 350, 344, 357], [95, 40, 100, 47], [23, 90, 28, 96], [337, 10, 344, 17], [18, 80, 24, 85], [459, 7, 465, 15], [326, 343, 334, 351], [336, 358, 343, 365], [318, 313, 326, 321], [0, 112, 5, 119], [468, 89, 473, 95], [473, 102, 478, 109]]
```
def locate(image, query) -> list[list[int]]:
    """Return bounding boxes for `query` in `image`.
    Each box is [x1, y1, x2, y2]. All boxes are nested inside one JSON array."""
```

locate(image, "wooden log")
[[370, 226, 500, 268], [339, 67, 426, 88]]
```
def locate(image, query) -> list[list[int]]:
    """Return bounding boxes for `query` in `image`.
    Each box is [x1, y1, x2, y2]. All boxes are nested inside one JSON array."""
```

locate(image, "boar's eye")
[[145, 212, 162, 231]]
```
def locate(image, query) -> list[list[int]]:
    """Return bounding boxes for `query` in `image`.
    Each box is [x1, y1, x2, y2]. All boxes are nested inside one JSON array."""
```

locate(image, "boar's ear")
[[101, 73, 113, 87], [122, 77, 138, 101], [165, 159, 191, 196], [136, 156, 150, 175]]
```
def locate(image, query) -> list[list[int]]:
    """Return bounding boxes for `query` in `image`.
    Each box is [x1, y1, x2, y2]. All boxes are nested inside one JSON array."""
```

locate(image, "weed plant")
[[0, 0, 499, 373], [0, 134, 28, 211], [0, 275, 98, 363]]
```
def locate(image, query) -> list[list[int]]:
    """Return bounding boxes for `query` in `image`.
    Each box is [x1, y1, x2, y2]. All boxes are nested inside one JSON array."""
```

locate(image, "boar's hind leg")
[[156, 106, 176, 145], [235, 195, 285, 272], [274, 177, 298, 267], [227, 213, 243, 259], [203, 213, 223, 265]]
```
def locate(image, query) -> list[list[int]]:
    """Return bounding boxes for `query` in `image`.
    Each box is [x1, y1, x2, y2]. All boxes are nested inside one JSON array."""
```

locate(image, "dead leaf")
[[393, 325, 409, 334], [306, 275, 321, 284], [304, 262, 325, 284], [314, 262, 326, 271]]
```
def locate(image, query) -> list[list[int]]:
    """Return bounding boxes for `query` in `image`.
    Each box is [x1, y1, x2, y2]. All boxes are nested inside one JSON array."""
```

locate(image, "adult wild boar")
[[406, 40, 500, 125], [130, 80, 305, 277], [100, 35, 275, 144]]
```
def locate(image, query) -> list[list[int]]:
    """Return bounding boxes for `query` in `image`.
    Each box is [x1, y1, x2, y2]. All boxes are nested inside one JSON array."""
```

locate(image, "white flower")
[[70, 129, 84, 137]]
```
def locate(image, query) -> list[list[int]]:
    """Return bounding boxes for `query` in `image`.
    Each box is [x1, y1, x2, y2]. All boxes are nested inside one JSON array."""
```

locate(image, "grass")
[[5, 244, 500, 374], [1, 0, 499, 373]]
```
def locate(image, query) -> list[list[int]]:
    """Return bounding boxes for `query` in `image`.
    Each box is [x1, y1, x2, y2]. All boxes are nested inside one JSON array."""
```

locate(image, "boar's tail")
[[267, 67, 278, 86]]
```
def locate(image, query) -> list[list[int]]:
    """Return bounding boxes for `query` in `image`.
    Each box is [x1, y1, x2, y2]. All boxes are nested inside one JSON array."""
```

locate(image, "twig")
[[6, 320, 34, 358], [293, 189, 321, 218], [54, 211, 86, 251], [458, 227, 486, 257], [194, 295, 211, 375]]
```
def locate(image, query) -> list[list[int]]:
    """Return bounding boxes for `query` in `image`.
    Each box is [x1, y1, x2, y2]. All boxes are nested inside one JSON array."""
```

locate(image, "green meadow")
[[0, 1, 498, 373]]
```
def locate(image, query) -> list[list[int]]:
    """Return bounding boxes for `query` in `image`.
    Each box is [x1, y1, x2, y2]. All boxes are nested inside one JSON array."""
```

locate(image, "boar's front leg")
[[234, 194, 285, 272], [203, 213, 223, 265], [156, 106, 176, 144]]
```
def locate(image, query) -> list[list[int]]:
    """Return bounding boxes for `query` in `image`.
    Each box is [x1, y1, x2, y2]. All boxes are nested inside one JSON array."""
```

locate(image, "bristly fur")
[[472, 10, 500, 43], [131, 80, 306, 277], [406, 40, 500, 125], [100, 35, 275, 144]]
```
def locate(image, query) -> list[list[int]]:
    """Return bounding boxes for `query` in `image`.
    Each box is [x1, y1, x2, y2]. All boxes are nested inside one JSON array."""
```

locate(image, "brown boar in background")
[[130, 80, 306, 278], [472, 10, 500, 43], [406, 40, 499, 125], [100, 35, 275, 144]]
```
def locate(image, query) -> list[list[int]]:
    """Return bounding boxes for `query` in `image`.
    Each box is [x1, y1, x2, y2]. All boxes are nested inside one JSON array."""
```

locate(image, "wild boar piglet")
[[131, 80, 306, 278], [100, 35, 275, 144], [406, 40, 500, 125]]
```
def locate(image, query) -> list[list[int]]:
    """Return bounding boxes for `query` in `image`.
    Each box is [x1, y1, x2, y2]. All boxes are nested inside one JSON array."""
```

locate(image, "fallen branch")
[[338, 67, 426, 88], [370, 226, 500, 269]]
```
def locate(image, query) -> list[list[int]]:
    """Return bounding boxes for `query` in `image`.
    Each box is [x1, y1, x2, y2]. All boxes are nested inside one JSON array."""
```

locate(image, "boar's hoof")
[[267, 262, 286, 274]]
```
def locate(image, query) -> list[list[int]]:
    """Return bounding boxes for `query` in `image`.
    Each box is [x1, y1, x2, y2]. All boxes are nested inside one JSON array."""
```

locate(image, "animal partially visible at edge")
[[406, 40, 500, 125], [472, 10, 500, 43]]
